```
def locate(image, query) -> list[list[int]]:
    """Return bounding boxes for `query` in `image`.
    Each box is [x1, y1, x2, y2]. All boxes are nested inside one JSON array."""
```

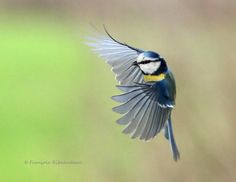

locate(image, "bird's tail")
[[164, 117, 180, 161]]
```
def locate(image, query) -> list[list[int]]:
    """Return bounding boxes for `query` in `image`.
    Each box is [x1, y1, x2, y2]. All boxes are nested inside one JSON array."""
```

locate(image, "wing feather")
[[121, 89, 154, 134], [112, 89, 151, 114], [113, 82, 174, 140], [131, 94, 156, 139], [86, 30, 144, 85], [140, 100, 159, 140]]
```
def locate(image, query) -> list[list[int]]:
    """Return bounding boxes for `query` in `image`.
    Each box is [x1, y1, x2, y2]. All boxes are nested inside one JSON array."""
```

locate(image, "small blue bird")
[[86, 28, 180, 161]]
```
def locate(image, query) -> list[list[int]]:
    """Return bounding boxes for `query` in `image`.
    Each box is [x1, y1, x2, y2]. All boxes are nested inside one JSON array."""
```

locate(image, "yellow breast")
[[144, 73, 166, 82]]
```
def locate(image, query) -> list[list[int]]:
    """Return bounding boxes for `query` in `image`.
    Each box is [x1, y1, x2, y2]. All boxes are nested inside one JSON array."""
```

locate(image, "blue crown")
[[143, 51, 160, 59]]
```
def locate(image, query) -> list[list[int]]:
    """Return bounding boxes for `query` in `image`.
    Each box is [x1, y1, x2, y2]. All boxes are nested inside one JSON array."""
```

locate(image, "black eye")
[[140, 60, 151, 64]]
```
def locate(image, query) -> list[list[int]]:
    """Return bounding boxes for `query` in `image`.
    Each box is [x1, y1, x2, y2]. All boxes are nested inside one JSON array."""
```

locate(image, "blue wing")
[[112, 79, 175, 141]]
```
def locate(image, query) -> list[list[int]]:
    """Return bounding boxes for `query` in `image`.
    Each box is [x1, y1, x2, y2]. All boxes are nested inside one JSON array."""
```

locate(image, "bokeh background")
[[0, 0, 236, 181]]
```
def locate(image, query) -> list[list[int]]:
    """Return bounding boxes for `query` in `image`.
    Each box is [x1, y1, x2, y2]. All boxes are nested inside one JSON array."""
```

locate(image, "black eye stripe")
[[139, 60, 152, 64]]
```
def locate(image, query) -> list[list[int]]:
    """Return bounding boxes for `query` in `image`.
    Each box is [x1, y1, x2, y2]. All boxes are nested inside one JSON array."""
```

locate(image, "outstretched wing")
[[86, 29, 144, 85], [112, 80, 175, 141]]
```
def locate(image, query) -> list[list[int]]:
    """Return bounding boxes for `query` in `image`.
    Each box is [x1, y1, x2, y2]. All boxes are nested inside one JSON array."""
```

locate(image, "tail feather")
[[164, 117, 180, 161]]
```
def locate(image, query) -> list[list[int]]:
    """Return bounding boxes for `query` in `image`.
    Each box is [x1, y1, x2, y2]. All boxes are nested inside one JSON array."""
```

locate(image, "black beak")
[[132, 61, 138, 66]]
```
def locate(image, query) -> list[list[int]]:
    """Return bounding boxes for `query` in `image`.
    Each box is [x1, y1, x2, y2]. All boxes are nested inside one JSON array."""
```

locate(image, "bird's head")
[[133, 51, 168, 75]]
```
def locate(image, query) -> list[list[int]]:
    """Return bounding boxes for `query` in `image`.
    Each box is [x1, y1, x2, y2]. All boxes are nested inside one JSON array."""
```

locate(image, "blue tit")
[[86, 28, 180, 161]]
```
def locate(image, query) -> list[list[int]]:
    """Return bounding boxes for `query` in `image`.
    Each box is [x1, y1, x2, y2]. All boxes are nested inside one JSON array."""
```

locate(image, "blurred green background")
[[0, 0, 235, 181]]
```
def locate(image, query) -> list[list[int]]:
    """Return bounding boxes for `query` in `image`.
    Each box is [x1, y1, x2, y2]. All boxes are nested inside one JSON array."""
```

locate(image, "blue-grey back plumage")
[[86, 28, 180, 161]]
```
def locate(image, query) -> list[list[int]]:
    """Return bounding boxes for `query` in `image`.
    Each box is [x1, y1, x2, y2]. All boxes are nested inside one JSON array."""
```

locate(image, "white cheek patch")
[[139, 62, 161, 74], [137, 53, 157, 63]]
